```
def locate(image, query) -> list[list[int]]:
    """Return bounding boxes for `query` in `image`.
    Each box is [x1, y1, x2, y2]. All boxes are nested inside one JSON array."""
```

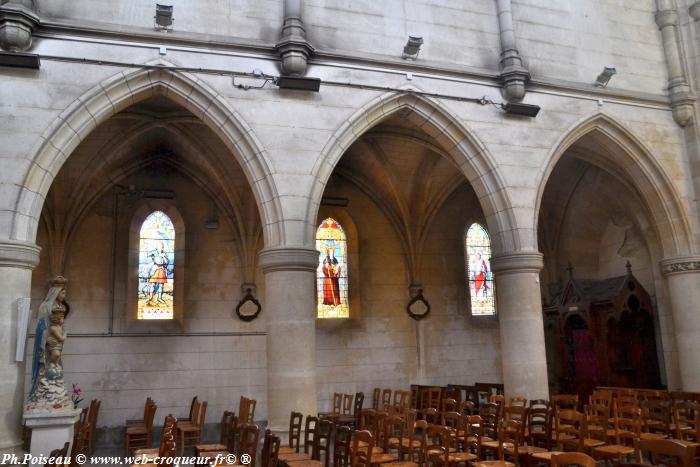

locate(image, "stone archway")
[[534, 112, 693, 259], [11, 61, 284, 248], [309, 90, 520, 256]]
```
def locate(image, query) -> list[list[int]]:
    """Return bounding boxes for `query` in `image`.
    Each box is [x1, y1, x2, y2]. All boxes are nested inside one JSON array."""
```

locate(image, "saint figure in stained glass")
[[466, 223, 496, 316], [316, 218, 349, 318], [138, 211, 175, 319]]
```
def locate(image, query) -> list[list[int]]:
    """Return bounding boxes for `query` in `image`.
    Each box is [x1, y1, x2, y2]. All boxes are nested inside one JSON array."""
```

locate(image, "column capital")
[[0, 239, 40, 269], [660, 256, 700, 276], [491, 251, 543, 274], [258, 247, 318, 273]]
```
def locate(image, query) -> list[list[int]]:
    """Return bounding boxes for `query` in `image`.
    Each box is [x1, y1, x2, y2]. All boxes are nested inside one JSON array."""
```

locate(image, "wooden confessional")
[[543, 264, 662, 400]]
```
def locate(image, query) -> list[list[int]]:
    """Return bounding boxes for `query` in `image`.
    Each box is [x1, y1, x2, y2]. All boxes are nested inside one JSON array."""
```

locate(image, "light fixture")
[[594, 67, 616, 87], [0, 51, 40, 69], [276, 76, 321, 92], [503, 102, 541, 117], [154, 4, 174, 30], [402, 36, 424, 60]]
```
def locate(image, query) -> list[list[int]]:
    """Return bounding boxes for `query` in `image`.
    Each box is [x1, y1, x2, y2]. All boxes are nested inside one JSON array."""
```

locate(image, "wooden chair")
[[45, 442, 70, 466], [641, 399, 672, 439], [126, 401, 156, 455], [582, 403, 608, 452], [334, 425, 352, 467], [442, 398, 458, 413], [489, 395, 506, 418], [465, 415, 484, 460], [426, 387, 442, 410], [131, 438, 177, 467], [342, 393, 353, 415], [86, 399, 100, 455], [279, 411, 303, 454], [428, 423, 478, 467], [358, 409, 386, 453], [479, 402, 500, 441], [178, 396, 198, 424], [634, 438, 695, 467], [553, 409, 585, 452], [681, 401, 698, 442], [551, 452, 596, 467], [176, 400, 207, 454], [261, 428, 280, 467], [460, 400, 476, 416], [237, 423, 260, 465], [135, 414, 178, 461], [383, 415, 405, 459], [72, 420, 91, 460], [127, 397, 155, 428], [351, 430, 374, 467], [592, 405, 641, 464], [527, 399, 552, 449], [337, 392, 364, 429], [372, 388, 381, 411], [279, 415, 312, 464], [291, 418, 334, 467], [194, 411, 233, 456]]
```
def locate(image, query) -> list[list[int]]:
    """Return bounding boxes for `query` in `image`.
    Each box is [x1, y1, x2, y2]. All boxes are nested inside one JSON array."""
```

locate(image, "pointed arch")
[[535, 112, 693, 258], [308, 89, 518, 255], [11, 60, 283, 247]]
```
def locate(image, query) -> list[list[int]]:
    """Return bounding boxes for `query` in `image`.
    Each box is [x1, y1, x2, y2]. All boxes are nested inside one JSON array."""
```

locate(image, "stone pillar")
[[0, 240, 40, 454], [661, 256, 700, 391], [490, 251, 549, 400], [259, 247, 318, 433], [656, 0, 695, 126]]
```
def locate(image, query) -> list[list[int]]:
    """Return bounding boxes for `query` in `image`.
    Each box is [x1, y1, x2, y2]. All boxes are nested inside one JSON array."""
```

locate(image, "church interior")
[[2, 0, 700, 465]]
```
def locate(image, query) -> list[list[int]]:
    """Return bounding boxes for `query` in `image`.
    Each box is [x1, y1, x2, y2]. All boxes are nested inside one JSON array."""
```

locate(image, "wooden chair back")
[[497, 419, 522, 462], [509, 396, 528, 408], [239, 396, 256, 423], [554, 409, 584, 450], [634, 438, 695, 467], [614, 406, 642, 446], [552, 394, 579, 412], [426, 387, 441, 410], [381, 389, 392, 408], [383, 415, 404, 453], [197, 401, 207, 428], [353, 392, 364, 416], [261, 428, 280, 467], [45, 442, 70, 466], [312, 418, 333, 467], [551, 452, 596, 467], [641, 399, 672, 436], [442, 398, 458, 412], [219, 411, 234, 444], [331, 393, 343, 415], [87, 399, 100, 454], [460, 400, 476, 415], [303, 415, 318, 454], [441, 411, 462, 431], [422, 407, 439, 425], [425, 424, 450, 465], [465, 415, 483, 459], [372, 388, 380, 410], [334, 425, 352, 467], [186, 396, 198, 422], [288, 411, 303, 452], [527, 399, 552, 449], [589, 389, 613, 408], [237, 423, 260, 465], [342, 394, 353, 415], [479, 402, 500, 440], [351, 430, 373, 467]]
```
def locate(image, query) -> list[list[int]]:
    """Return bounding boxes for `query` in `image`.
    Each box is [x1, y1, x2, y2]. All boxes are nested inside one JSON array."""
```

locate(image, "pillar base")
[[23, 408, 81, 458]]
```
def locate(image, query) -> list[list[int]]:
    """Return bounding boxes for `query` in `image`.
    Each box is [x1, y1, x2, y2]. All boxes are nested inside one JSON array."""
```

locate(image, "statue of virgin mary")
[[26, 276, 72, 412]]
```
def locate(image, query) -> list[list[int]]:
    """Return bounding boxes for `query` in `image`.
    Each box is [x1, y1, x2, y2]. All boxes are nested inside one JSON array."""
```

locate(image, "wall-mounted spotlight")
[[594, 67, 616, 87], [154, 4, 174, 31], [275, 76, 321, 92], [402, 36, 424, 60], [0, 52, 40, 69], [502, 102, 541, 117]]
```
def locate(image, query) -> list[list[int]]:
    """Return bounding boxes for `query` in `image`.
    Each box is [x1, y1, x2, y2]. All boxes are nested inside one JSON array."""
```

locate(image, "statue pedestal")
[[23, 408, 81, 458]]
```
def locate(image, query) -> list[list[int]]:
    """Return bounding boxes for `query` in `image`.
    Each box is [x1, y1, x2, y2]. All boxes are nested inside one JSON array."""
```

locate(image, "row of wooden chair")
[[373, 388, 411, 411]]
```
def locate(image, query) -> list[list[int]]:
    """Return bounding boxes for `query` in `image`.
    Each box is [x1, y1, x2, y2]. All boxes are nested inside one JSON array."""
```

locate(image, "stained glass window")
[[138, 211, 175, 320], [316, 217, 349, 318], [466, 223, 496, 316]]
